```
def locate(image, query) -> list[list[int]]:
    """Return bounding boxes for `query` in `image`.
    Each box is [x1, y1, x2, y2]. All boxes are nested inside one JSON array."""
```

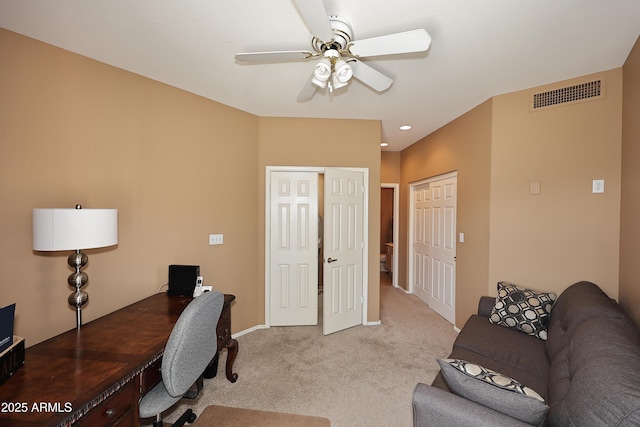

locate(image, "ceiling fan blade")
[[293, 0, 334, 42], [235, 50, 314, 62], [350, 60, 393, 92], [297, 73, 318, 102], [349, 29, 431, 57]]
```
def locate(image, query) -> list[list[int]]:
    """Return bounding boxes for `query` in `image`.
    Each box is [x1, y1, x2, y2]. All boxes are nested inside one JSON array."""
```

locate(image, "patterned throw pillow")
[[489, 282, 556, 340], [437, 358, 549, 425]]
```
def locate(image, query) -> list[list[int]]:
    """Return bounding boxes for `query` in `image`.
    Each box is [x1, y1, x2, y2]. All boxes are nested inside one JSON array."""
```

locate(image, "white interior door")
[[323, 168, 364, 335], [412, 182, 431, 305], [410, 173, 457, 324], [269, 171, 318, 326]]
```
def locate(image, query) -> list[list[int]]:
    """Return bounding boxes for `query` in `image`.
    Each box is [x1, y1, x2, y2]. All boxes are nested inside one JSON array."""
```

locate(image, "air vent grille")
[[531, 79, 604, 110]]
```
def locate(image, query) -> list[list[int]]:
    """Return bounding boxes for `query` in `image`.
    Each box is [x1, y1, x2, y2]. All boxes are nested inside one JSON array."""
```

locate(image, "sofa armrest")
[[478, 296, 495, 318], [412, 383, 533, 427]]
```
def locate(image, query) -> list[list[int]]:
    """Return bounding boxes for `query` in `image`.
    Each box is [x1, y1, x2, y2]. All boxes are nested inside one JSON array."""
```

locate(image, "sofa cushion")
[[456, 315, 549, 377], [546, 281, 623, 333], [489, 282, 556, 340], [545, 346, 570, 408], [446, 345, 549, 400], [545, 281, 625, 366], [547, 316, 640, 426], [438, 358, 549, 425]]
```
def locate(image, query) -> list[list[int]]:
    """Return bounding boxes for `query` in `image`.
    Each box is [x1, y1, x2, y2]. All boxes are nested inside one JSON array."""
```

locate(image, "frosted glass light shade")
[[33, 208, 118, 251]]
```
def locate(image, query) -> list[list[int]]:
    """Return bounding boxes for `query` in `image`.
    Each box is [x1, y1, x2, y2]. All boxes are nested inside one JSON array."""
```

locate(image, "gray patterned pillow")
[[438, 358, 549, 425], [489, 281, 556, 340]]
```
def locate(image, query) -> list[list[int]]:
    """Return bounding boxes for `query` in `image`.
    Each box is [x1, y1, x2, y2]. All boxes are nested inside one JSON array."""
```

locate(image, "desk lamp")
[[32, 205, 118, 329]]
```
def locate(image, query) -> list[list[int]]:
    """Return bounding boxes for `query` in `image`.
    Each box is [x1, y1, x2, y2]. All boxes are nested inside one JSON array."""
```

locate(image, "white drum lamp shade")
[[33, 208, 118, 251]]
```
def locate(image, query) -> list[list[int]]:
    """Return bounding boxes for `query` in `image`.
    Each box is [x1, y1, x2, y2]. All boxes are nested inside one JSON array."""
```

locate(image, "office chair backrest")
[[161, 291, 224, 397]]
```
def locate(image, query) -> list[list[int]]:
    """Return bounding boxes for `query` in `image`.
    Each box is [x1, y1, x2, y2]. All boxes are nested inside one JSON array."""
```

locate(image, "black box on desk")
[[168, 265, 200, 296], [0, 336, 25, 385]]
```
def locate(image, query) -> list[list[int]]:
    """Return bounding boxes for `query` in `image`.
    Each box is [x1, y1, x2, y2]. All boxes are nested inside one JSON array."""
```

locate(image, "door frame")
[[265, 166, 369, 328], [408, 171, 457, 312], [381, 183, 399, 288]]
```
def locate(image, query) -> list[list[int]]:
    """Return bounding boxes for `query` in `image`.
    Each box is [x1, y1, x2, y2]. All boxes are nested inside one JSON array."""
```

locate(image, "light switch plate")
[[209, 234, 223, 245], [529, 181, 541, 195]]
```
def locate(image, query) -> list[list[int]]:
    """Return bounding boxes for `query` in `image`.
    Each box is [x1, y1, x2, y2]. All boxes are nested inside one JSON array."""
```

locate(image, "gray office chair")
[[140, 291, 224, 427]]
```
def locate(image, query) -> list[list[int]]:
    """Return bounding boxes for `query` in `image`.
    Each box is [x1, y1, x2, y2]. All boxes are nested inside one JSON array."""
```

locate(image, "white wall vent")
[[530, 79, 605, 111]]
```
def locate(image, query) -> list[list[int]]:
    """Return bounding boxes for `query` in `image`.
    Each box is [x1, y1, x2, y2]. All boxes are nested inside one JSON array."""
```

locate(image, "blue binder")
[[0, 304, 15, 353]]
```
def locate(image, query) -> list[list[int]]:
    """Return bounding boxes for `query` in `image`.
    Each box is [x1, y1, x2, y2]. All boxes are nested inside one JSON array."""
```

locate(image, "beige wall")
[[491, 69, 623, 299], [381, 151, 401, 183], [620, 36, 640, 325], [400, 101, 493, 328], [257, 117, 382, 322], [0, 28, 261, 345], [0, 29, 381, 346], [399, 68, 626, 328]]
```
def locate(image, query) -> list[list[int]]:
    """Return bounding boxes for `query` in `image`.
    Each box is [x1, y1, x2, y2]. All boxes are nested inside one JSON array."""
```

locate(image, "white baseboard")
[[233, 321, 384, 338], [231, 324, 267, 339], [394, 285, 411, 294]]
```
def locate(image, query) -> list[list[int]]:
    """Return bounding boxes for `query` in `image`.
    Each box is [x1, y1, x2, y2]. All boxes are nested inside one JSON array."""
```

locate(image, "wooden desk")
[[0, 293, 236, 427]]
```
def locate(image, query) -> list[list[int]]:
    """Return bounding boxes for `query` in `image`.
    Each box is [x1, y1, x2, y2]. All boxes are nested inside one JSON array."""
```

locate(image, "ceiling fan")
[[235, 0, 431, 101]]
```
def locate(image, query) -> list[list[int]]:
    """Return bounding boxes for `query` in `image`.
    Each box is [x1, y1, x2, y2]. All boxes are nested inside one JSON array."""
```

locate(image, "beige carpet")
[[193, 405, 330, 426], [163, 274, 458, 427]]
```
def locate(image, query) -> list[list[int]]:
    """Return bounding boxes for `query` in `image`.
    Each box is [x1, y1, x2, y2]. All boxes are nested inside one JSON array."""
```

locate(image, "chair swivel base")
[[183, 377, 204, 400], [152, 409, 197, 427]]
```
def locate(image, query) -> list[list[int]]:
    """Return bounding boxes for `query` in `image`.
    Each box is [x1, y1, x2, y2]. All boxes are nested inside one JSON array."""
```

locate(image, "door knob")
[[327, 258, 338, 263]]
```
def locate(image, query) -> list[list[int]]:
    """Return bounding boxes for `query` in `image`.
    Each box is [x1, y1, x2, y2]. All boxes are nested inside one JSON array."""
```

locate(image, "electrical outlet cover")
[[592, 179, 604, 193]]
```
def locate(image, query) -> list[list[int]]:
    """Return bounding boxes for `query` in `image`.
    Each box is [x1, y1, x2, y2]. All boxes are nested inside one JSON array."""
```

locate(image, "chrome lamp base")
[[67, 250, 89, 330]]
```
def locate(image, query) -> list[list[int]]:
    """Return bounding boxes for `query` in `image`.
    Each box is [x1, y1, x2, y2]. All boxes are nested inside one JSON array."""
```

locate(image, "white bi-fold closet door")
[[410, 172, 457, 324]]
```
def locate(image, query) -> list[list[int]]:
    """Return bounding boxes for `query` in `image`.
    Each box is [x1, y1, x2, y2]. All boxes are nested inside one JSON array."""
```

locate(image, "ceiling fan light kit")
[[235, 0, 431, 101], [333, 59, 353, 83], [311, 49, 354, 92], [312, 56, 332, 88]]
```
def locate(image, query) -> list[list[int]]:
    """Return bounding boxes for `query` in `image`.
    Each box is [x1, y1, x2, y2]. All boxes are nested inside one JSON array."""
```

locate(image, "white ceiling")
[[1, 1, 639, 151]]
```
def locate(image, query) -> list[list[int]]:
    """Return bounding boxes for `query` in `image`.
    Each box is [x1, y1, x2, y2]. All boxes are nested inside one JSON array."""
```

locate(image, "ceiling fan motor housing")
[[311, 15, 353, 53]]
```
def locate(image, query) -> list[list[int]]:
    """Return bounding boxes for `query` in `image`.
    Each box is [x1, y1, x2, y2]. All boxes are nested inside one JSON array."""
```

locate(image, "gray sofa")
[[413, 281, 640, 426]]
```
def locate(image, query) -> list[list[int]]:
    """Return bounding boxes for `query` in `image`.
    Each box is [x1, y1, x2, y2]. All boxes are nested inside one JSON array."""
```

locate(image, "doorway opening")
[[265, 166, 369, 335], [380, 183, 399, 288]]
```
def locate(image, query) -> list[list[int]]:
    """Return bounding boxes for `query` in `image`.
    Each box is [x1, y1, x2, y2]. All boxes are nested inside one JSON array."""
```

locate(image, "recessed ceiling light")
[[399, 125, 412, 131], [380, 142, 389, 147]]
